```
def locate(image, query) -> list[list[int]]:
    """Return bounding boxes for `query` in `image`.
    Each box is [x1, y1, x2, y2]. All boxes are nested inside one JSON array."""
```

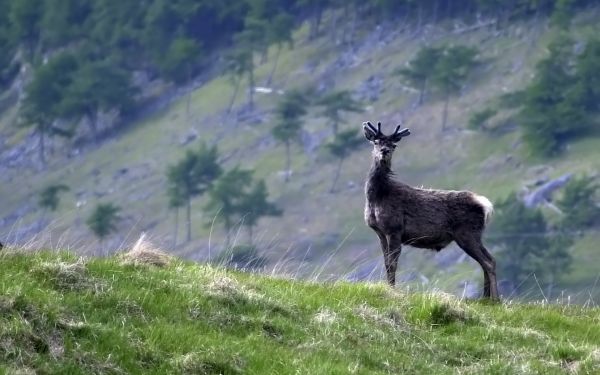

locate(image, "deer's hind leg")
[[454, 232, 498, 300]]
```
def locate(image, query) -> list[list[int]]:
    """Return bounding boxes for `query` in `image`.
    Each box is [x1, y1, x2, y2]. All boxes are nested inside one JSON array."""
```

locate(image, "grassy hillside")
[[1, 10, 599, 297], [0, 250, 599, 374]]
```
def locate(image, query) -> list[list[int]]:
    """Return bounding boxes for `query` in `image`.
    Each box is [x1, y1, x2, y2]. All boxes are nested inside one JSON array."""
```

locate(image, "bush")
[[556, 175, 599, 230], [489, 194, 573, 292], [468, 108, 497, 130]]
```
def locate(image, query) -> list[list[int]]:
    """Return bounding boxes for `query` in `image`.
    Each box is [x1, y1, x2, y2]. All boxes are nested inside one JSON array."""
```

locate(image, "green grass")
[[1, 251, 599, 374]]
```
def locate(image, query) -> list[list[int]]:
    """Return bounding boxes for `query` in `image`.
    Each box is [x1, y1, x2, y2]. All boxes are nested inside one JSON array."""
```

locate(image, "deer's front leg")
[[371, 227, 390, 283], [386, 234, 403, 287]]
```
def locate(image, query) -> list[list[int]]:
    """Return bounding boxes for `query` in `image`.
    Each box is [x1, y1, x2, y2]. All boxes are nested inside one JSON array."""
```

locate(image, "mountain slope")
[[0, 10, 599, 298]]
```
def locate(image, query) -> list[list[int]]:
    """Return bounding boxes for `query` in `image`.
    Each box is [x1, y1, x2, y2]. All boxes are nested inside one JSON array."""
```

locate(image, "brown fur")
[[363, 122, 499, 299]]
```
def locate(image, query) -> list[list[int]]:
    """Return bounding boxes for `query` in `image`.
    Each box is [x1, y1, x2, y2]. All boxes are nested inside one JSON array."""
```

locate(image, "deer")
[[363, 121, 498, 299]]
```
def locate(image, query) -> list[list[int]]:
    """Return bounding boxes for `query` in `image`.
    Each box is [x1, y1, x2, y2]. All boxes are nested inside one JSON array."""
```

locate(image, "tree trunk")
[[186, 198, 192, 242], [330, 8, 338, 43], [88, 110, 98, 144], [39, 129, 46, 167], [227, 76, 242, 114], [348, 5, 358, 47], [330, 157, 344, 193], [309, 5, 322, 40], [186, 92, 192, 120], [173, 208, 179, 247], [441, 91, 450, 130], [266, 44, 282, 86], [260, 46, 268, 64], [433, 0, 439, 24], [186, 67, 192, 120], [284, 140, 291, 183], [248, 65, 255, 110], [333, 118, 339, 135], [314, 6, 322, 37], [418, 79, 427, 106], [416, 2, 423, 31]]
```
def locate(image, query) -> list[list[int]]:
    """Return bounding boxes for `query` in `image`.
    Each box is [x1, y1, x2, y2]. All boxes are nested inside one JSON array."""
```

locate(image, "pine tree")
[[431, 45, 478, 130], [325, 129, 362, 193], [38, 184, 70, 213], [265, 12, 294, 85], [166, 144, 222, 242], [224, 46, 253, 114], [59, 59, 135, 143], [489, 195, 572, 294], [396, 46, 442, 106], [317, 90, 363, 135], [271, 90, 309, 182], [20, 52, 77, 165], [87, 203, 121, 243], [239, 179, 282, 244], [204, 167, 253, 249], [556, 175, 599, 230], [518, 36, 589, 155], [159, 37, 201, 118]]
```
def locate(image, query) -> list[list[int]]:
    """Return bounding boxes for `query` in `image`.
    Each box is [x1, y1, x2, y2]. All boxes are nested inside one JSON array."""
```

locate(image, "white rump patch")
[[472, 194, 494, 225]]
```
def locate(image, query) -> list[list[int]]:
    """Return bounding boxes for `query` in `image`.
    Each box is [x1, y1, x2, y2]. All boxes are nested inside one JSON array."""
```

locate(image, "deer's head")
[[363, 121, 410, 164]]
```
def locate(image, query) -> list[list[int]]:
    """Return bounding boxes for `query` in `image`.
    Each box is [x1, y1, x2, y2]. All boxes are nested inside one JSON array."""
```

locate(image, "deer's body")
[[363, 121, 498, 299]]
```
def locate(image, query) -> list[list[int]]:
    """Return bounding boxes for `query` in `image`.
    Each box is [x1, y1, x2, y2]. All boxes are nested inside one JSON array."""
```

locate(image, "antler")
[[393, 124, 411, 138], [366, 121, 383, 136]]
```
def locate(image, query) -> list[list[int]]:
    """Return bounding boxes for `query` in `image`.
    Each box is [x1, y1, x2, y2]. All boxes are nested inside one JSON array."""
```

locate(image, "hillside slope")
[[0, 10, 599, 297], [1, 251, 599, 374]]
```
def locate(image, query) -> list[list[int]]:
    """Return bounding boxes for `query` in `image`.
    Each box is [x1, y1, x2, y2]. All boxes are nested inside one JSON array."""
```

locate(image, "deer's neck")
[[366, 158, 394, 201]]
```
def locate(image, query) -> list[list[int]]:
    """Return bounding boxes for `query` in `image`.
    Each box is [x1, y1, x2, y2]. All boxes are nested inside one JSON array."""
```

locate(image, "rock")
[[179, 128, 198, 146], [113, 168, 128, 180], [522, 173, 572, 208]]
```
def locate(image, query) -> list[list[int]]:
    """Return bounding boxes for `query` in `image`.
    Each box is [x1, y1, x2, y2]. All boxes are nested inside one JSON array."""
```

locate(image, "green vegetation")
[[61, 60, 135, 143], [489, 195, 573, 294], [86, 203, 121, 243], [468, 108, 498, 130], [326, 129, 363, 193], [398, 44, 479, 129], [38, 184, 69, 213], [205, 168, 281, 247], [557, 175, 600, 230], [431, 46, 479, 130], [166, 144, 222, 243], [0, 251, 599, 374], [19, 52, 77, 165], [511, 35, 600, 155], [271, 89, 309, 182], [317, 90, 363, 135], [396, 46, 442, 106]]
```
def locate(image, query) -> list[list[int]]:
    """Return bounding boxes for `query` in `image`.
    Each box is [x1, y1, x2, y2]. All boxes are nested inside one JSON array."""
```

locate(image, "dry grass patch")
[[119, 233, 172, 267], [353, 303, 406, 329], [32, 259, 97, 292]]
